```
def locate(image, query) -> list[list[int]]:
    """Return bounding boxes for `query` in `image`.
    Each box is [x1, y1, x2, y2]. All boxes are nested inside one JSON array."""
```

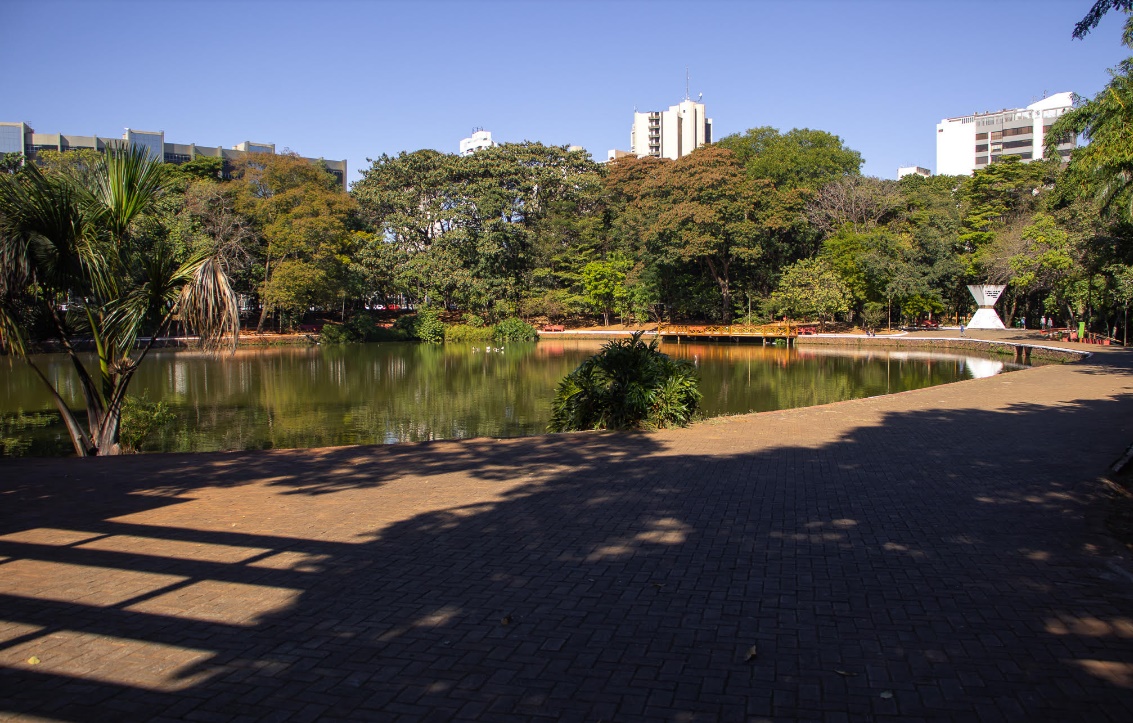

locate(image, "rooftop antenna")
[[685, 68, 690, 101]]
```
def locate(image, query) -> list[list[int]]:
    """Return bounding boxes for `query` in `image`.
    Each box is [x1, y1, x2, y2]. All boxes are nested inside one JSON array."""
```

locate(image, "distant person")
[[960, 323, 965, 337]]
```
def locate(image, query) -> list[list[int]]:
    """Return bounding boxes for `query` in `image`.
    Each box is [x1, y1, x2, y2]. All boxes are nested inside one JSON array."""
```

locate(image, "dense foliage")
[[0, 147, 239, 455], [548, 332, 701, 432]]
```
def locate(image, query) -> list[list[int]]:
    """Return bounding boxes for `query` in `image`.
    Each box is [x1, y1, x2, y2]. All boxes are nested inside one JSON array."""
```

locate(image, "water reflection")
[[0, 340, 1028, 456]]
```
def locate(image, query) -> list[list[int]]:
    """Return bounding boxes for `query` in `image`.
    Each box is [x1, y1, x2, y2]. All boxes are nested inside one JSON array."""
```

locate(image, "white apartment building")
[[607, 98, 712, 161], [459, 129, 496, 156], [935, 92, 1075, 176]]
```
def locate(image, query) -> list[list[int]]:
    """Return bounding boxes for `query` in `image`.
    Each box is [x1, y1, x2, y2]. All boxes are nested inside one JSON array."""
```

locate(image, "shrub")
[[462, 312, 486, 327], [391, 313, 418, 336], [548, 331, 701, 432], [120, 393, 176, 453], [414, 307, 446, 343], [493, 317, 538, 343], [445, 323, 494, 342], [321, 312, 407, 343], [319, 322, 354, 344], [386, 309, 444, 343]]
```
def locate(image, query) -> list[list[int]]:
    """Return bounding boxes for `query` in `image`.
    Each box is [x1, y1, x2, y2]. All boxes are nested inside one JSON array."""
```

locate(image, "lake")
[[0, 339, 1028, 456]]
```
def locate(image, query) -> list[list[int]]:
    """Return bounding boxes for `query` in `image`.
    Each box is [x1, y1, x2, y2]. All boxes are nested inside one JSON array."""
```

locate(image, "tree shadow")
[[2, 386, 1133, 720]]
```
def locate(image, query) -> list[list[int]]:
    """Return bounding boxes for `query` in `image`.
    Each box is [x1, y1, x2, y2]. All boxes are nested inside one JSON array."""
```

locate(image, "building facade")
[[0, 122, 348, 190], [897, 166, 932, 179], [459, 129, 496, 156], [612, 98, 712, 161], [935, 92, 1075, 176]]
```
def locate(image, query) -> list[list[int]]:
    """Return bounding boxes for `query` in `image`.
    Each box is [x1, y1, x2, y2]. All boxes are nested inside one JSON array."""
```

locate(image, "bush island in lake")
[[549, 332, 701, 432]]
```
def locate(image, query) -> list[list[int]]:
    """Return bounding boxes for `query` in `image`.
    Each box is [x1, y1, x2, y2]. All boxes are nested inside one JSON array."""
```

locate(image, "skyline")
[[4, 0, 1131, 184]]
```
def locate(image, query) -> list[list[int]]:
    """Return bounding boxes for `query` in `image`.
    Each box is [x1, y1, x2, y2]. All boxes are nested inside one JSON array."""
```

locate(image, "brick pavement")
[[2, 337, 1133, 721]]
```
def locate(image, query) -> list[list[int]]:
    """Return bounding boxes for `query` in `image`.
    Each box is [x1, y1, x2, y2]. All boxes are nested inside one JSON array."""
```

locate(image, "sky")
[[4, 0, 1130, 184]]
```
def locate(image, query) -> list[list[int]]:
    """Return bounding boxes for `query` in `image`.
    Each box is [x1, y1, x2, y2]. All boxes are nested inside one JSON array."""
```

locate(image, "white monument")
[[966, 284, 1006, 329]]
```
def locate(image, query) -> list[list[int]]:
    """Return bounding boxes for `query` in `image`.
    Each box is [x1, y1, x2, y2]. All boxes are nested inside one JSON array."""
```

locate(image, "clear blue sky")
[[4, 0, 1129, 183]]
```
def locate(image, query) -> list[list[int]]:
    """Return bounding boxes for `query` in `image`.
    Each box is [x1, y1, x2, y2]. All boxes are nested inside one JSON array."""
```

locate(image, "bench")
[[542, 325, 565, 332]]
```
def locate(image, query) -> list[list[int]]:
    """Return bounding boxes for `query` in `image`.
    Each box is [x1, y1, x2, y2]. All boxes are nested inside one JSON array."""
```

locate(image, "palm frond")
[[177, 254, 240, 351], [85, 146, 166, 243]]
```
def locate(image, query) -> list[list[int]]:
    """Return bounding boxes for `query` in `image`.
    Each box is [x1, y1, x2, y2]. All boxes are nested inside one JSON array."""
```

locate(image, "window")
[[990, 130, 1003, 140], [975, 144, 988, 153], [975, 132, 988, 140], [1000, 126, 1032, 138], [1001, 139, 1032, 150], [975, 156, 988, 165]]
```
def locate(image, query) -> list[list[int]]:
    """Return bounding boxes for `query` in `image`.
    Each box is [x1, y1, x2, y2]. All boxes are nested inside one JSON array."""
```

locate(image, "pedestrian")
[[960, 322, 965, 337]]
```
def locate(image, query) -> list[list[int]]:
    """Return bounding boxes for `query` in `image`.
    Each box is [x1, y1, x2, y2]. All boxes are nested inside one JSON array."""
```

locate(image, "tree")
[[807, 176, 902, 236], [639, 146, 777, 323], [716, 126, 863, 191], [1073, 0, 1132, 38], [1108, 263, 1133, 344], [581, 255, 632, 326], [0, 152, 23, 175], [0, 147, 239, 456], [1049, 11, 1133, 227], [234, 153, 356, 328], [769, 257, 850, 329]]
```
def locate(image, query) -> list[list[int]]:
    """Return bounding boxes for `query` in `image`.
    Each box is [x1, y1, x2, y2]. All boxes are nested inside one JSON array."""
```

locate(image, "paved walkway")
[[2, 337, 1133, 721]]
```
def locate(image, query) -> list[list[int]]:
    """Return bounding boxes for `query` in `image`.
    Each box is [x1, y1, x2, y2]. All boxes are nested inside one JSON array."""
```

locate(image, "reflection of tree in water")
[[2, 341, 1016, 455]]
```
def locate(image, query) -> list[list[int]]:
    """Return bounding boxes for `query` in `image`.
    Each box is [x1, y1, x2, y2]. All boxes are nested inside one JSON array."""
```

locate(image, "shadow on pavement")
[[2, 385, 1133, 720]]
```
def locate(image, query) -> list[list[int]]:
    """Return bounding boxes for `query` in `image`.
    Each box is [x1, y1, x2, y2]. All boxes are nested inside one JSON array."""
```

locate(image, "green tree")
[[0, 147, 239, 456], [639, 146, 778, 323], [1049, 11, 1133, 227], [769, 257, 850, 329], [234, 153, 356, 328], [581, 255, 632, 326], [716, 126, 863, 190], [1, 152, 23, 174]]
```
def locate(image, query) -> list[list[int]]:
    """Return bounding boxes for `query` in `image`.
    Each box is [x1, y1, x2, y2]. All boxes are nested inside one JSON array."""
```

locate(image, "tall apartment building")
[[459, 129, 496, 156], [606, 98, 712, 162], [935, 92, 1075, 176], [0, 122, 348, 190]]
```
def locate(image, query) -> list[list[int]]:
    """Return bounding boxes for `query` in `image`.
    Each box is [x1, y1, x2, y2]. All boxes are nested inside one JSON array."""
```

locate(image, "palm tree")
[[0, 147, 239, 456], [1049, 12, 1133, 224]]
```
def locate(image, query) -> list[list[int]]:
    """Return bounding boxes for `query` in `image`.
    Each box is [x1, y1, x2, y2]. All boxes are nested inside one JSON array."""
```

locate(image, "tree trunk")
[[256, 252, 272, 333], [94, 408, 123, 456]]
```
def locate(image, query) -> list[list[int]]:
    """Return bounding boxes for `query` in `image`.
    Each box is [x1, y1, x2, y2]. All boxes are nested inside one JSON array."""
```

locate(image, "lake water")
[[0, 340, 1028, 456]]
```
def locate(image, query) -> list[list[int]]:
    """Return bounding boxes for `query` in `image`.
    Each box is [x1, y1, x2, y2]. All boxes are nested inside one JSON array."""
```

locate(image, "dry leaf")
[[834, 669, 858, 677], [27, 656, 40, 665], [500, 615, 512, 626], [744, 645, 758, 662]]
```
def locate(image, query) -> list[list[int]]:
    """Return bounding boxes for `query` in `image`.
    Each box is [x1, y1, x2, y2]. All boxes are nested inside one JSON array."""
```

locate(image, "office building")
[[0, 122, 348, 190], [935, 92, 1075, 176], [459, 129, 496, 156], [607, 97, 712, 162]]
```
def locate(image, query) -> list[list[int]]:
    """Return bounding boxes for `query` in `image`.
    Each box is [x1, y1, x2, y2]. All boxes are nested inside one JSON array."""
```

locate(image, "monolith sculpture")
[[966, 284, 1006, 329]]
